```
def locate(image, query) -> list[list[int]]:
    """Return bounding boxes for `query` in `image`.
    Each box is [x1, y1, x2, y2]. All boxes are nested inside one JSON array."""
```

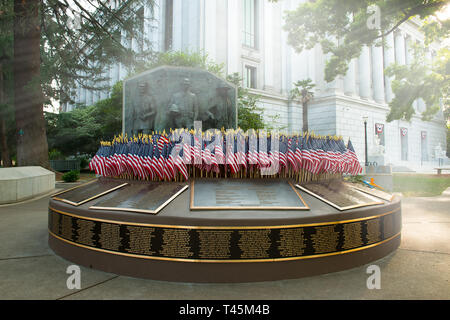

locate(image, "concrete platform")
[[0, 167, 55, 204], [0, 187, 449, 299]]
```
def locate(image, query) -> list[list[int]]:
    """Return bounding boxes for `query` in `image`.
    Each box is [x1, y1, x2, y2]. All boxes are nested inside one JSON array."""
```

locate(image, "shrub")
[[49, 149, 64, 160], [78, 157, 89, 169], [62, 170, 80, 183]]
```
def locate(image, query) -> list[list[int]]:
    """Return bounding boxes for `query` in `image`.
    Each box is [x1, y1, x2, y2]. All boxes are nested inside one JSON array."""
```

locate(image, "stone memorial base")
[[1, 166, 55, 204], [48, 178, 401, 282]]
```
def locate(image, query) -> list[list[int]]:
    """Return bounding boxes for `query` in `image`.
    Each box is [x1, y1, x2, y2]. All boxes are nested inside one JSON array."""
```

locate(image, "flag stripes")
[[90, 130, 363, 182]]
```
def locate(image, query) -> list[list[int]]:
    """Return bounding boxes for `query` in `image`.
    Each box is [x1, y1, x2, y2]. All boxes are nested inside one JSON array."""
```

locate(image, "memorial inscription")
[[342, 222, 363, 250], [365, 219, 381, 244], [191, 180, 309, 210], [52, 180, 128, 206], [49, 207, 401, 262], [311, 225, 339, 254], [91, 182, 188, 214], [99, 223, 121, 251], [198, 230, 233, 259], [126, 226, 155, 255], [160, 228, 194, 258], [296, 181, 384, 211], [76, 219, 95, 247], [238, 230, 271, 259], [278, 228, 305, 257]]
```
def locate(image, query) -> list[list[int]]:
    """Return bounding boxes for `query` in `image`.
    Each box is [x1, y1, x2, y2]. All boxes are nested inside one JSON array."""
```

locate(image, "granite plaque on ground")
[[345, 182, 394, 202], [296, 180, 383, 211], [52, 179, 128, 206], [190, 179, 309, 210], [90, 182, 188, 214]]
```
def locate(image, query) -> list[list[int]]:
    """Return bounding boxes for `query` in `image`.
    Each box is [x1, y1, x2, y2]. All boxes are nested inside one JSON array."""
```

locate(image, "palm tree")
[[290, 79, 315, 133]]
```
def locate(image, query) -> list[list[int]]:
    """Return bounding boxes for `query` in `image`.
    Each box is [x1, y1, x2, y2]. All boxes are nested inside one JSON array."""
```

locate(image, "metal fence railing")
[[49, 160, 80, 172]]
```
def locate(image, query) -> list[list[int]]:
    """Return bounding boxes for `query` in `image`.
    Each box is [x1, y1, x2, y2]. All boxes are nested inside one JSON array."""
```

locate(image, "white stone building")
[[64, 0, 447, 170]]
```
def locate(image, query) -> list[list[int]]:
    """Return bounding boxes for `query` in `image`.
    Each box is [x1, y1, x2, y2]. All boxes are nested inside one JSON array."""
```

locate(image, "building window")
[[421, 131, 428, 161], [164, 0, 173, 51], [400, 128, 408, 161], [244, 65, 257, 89], [242, 0, 258, 48]]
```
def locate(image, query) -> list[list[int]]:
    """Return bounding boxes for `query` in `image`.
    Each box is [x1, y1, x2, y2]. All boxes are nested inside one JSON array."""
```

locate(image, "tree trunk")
[[13, 0, 49, 168], [0, 63, 12, 167], [0, 116, 11, 167], [302, 102, 308, 133]]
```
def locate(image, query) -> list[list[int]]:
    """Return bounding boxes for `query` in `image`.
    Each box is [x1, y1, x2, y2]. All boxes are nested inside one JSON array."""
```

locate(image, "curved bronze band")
[[49, 206, 400, 229], [49, 230, 401, 283], [49, 229, 400, 263], [48, 206, 401, 263]]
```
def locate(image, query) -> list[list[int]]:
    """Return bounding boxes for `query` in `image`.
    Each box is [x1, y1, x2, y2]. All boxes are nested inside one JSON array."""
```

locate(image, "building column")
[[383, 32, 395, 103], [394, 31, 406, 65], [227, 0, 241, 74], [264, 0, 274, 89], [203, 0, 216, 61], [344, 58, 356, 96], [86, 88, 93, 106], [371, 43, 385, 103], [405, 36, 419, 111], [172, 0, 183, 50], [358, 45, 371, 99], [418, 49, 432, 112]]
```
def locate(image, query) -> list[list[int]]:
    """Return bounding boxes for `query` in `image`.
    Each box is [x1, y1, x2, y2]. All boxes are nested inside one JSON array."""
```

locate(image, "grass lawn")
[[393, 173, 450, 197]]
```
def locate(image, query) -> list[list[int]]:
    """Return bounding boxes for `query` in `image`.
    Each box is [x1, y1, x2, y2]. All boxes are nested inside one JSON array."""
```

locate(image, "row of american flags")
[[89, 129, 362, 181]]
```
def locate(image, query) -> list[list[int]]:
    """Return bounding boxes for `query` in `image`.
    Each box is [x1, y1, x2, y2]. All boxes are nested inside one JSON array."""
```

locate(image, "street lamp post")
[[363, 116, 368, 167]]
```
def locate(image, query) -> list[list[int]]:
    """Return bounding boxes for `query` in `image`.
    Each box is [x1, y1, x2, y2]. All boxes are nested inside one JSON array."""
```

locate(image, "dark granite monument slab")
[[296, 180, 384, 211], [345, 182, 394, 202], [123, 66, 237, 135], [90, 182, 188, 214], [52, 179, 128, 206], [190, 179, 309, 210]]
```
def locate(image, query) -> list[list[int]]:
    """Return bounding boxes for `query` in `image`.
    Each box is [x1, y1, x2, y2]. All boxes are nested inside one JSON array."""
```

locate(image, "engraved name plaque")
[[52, 179, 128, 206], [190, 179, 309, 210], [48, 207, 401, 262], [90, 182, 188, 215]]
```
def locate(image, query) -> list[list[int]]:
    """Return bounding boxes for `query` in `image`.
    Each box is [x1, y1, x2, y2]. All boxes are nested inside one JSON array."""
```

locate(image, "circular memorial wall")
[[48, 178, 401, 283]]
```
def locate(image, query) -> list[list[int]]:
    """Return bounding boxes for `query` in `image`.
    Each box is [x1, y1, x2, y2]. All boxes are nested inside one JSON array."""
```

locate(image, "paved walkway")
[[0, 188, 449, 300]]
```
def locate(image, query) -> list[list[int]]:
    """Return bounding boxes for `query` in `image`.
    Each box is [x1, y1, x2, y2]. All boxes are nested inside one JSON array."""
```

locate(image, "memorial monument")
[[48, 67, 401, 283], [123, 66, 237, 134]]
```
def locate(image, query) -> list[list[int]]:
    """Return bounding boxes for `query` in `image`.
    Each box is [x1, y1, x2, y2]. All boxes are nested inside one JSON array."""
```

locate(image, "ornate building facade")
[[64, 0, 447, 169]]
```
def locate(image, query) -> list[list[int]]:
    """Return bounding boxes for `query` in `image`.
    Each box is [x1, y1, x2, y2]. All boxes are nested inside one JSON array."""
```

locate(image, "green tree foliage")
[[0, 0, 156, 167], [46, 81, 122, 157], [283, 0, 448, 82], [138, 50, 225, 77], [290, 79, 315, 132], [227, 72, 265, 131], [282, 0, 449, 124], [39, 0, 157, 106], [385, 46, 449, 122]]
